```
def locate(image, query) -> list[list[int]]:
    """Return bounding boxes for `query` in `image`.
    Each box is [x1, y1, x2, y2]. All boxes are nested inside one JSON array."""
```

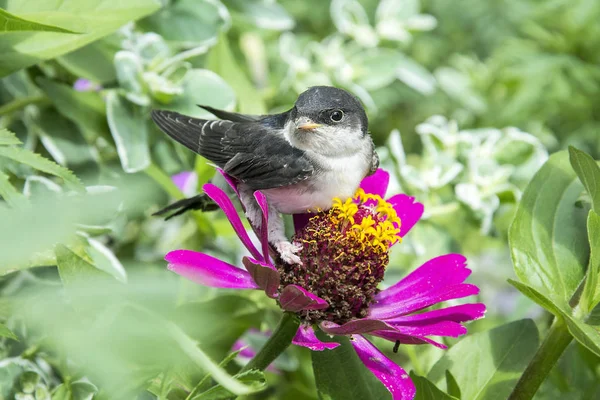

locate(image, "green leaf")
[[569, 146, 600, 213], [0, 322, 18, 340], [30, 109, 96, 167], [508, 279, 564, 317], [165, 69, 236, 117], [55, 244, 109, 286], [138, 0, 229, 46], [37, 78, 107, 138], [191, 370, 266, 400], [106, 91, 150, 173], [0, 128, 22, 145], [312, 335, 390, 400], [445, 370, 461, 399], [582, 211, 600, 312], [562, 314, 600, 358], [509, 150, 588, 310], [165, 320, 263, 396], [0, 169, 27, 208], [57, 38, 118, 84], [0, 0, 161, 77], [174, 295, 262, 361], [428, 319, 539, 400], [0, 8, 77, 33], [411, 372, 457, 400], [0, 145, 84, 191], [85, 235, 127, 283], [206, 33, 266, 114], [52, 381, 98, 400]]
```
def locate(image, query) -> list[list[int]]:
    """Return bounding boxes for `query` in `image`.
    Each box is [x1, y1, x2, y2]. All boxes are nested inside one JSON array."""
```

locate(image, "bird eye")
[[329, 109, 344, 122]]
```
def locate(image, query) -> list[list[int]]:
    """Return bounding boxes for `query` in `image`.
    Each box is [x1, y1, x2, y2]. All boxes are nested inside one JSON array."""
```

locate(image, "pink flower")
[[166, 169, 485, 400]]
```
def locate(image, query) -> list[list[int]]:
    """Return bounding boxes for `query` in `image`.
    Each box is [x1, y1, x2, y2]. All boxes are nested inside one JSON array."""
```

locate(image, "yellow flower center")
[[330, 188, 402, 252]]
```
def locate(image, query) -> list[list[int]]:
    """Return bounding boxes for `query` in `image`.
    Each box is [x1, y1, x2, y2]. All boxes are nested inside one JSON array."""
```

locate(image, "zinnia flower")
[[166, 169, 485, 399]]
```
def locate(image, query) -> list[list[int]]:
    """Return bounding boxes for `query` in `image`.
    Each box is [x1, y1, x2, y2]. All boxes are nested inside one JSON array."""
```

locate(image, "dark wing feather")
[[197, 105, 262, 122], [151, 109, 314, 190]]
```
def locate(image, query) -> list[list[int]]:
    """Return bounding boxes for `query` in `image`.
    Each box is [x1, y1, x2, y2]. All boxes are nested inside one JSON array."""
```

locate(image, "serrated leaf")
[[106, 91, 150, 173], [582, 211, 600, 312], [0, 323, 18, 340], [206, 33, 265, 114], [0, 128, 22, 145], [0, 169, 27, 208], [0, 0, 161, 77], [569, 146, 600, 213], [0, 8, 78, 33], [411, 372, 457, 400], [509, 151, 588, 311], [429, 319, 539, 400], [0, 145, 84, 191], [312, 335, 390, 400]]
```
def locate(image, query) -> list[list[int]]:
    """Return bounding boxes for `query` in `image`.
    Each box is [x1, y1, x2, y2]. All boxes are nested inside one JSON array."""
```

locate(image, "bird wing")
[[151, 110, 315, 190], [197, 105, 262, 122]]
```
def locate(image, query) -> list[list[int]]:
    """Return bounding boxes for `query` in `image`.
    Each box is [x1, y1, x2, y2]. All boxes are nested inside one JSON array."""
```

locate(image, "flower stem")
[[508, 317, 573, 400], [241, 312, 301, 373]]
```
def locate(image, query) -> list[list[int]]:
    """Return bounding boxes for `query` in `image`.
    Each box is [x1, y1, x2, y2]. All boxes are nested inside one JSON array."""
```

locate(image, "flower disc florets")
[[277, 189, 401, 324]]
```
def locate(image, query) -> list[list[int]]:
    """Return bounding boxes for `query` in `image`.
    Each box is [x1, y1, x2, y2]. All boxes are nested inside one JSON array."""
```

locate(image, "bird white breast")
[[261, 151, 370, 214]]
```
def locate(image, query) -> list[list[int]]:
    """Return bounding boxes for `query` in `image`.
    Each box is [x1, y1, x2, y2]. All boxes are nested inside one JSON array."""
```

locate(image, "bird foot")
[[275, 241, 303, 265]]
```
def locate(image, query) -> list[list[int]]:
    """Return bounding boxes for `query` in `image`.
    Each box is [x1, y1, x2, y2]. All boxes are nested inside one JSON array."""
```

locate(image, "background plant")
[[1, 0, 599, 399]]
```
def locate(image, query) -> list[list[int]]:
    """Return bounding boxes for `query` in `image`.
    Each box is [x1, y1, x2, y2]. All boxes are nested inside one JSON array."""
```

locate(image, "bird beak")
[[296, 118, 322, 131]]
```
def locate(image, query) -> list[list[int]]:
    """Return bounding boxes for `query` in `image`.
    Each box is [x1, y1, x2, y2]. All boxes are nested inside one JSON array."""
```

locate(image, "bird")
[[151, 86, 379, 265]]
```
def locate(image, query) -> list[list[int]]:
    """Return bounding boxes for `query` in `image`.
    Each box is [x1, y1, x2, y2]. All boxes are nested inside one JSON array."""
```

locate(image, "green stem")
[[241, 312, 301, 373], [144, 162, 185, 200], [0, 95, 48, 116], [508, 317, 573, 400]]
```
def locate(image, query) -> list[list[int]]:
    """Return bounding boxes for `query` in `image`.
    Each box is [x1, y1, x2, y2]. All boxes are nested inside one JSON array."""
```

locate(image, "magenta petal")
[[387, 303, 487, 325], [166, 250, 258, 289], [279, 285, 329, 312], [320, 319, 392, 335], [292, 325, 339, 351], [387, 321, 468, 338], [377, 254, 470, 301], [360, 169, 389, 197], [253, 191, 271, 262], [203, 183, 263, 261], [218, 169, 240, 197], [242, 257, 280, 298], [387, 194, 424, 237], [350, 334, 415, 400], [370, 284, 480, 320], [371, 330, 448, 349]]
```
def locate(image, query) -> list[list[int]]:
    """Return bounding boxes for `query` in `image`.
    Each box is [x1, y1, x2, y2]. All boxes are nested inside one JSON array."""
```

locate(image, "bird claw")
[[275, 241, 303, 265]]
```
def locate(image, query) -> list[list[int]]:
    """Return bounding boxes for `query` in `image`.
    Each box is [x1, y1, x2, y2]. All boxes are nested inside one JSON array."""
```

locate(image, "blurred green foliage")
[[0, 0, 599, 399]]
